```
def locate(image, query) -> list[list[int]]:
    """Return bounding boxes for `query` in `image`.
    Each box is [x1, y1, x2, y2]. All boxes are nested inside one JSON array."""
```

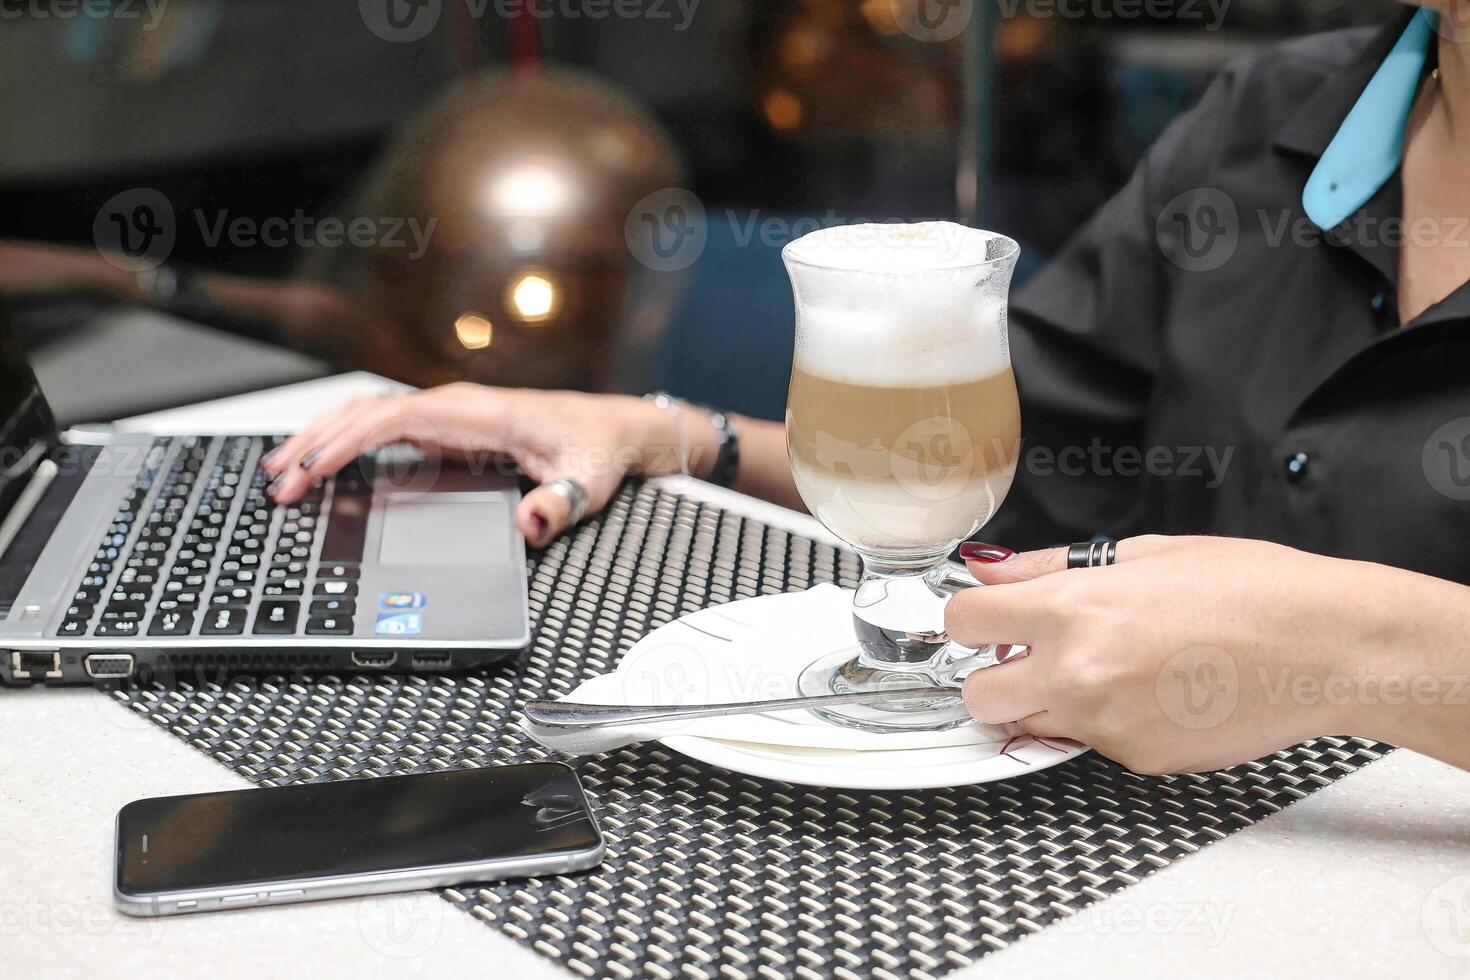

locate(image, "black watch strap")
[[701, 405, 740, 488]]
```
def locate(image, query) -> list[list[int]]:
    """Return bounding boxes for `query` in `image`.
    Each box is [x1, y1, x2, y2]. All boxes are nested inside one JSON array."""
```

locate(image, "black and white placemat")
[[110, 481, 1388, 979]]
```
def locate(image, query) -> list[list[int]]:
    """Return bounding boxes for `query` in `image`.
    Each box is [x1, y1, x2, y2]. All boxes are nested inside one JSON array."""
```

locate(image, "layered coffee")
[[783, 222, 1020, 555]]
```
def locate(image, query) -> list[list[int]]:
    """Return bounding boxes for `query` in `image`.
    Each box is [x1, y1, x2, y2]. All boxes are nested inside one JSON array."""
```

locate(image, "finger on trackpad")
[[378, 496, 510, 565]]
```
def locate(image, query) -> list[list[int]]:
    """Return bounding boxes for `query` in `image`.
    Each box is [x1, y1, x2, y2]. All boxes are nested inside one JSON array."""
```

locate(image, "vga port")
[[84, 654, 134, 679]]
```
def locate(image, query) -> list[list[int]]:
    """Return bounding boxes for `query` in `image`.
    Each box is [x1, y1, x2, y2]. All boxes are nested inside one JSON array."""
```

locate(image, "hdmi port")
[[351, 651, 397, 668], [85, 654, 134, 679]]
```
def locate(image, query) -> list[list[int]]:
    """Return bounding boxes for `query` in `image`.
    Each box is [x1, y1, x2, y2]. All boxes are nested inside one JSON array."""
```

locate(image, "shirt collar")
[[1300, 11, 1434, 230], [1272, 11, 1420, 159]]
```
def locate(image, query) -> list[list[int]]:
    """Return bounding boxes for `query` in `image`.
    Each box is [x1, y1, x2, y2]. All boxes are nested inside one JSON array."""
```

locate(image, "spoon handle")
[[523, 686, 959, 730]]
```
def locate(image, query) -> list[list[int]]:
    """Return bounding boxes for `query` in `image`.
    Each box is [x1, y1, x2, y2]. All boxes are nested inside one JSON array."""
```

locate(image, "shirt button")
[[1285, 452, 1310, 482], [1370, 292, 1385, 312]]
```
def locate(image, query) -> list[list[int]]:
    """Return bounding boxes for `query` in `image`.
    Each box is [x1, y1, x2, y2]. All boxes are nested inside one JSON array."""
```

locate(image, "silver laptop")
[[0, 313, 529, 686]]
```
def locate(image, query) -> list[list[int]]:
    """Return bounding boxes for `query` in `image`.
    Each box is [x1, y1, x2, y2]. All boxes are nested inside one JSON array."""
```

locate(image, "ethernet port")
[[11, 651, 60, 680]]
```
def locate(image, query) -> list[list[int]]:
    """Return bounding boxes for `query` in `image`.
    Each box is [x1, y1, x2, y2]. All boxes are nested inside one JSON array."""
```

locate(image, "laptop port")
[[84, 654, 135, 680], [351, 651, 397, 668], [410, 653, 452, 670], [11, 650, 60, 680]]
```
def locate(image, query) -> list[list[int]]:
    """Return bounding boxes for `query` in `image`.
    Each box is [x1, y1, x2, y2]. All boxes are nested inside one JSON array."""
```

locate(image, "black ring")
[[1067, 540, 1119, 569]]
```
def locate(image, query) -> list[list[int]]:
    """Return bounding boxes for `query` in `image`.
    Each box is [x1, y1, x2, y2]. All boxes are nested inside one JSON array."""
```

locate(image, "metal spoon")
[[520, 686, 960, 754]]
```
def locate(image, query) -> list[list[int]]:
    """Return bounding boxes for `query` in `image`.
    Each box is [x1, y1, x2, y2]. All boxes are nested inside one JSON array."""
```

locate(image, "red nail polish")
[[959, 542, 1014, 563], [530, 513, 548, 542]]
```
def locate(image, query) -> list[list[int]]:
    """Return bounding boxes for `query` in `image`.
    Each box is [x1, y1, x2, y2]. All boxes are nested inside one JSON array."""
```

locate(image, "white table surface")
[[5, 373, 1470, 979]]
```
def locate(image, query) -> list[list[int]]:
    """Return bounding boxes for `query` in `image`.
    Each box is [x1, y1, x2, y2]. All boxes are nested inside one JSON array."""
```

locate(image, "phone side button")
[[221, 894, 259, 906], [173, 900, 198, 911], [268, 890, 304, 903]]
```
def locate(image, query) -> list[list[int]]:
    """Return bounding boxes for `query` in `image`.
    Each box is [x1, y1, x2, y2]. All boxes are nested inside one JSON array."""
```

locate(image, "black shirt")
[[991, 12, 1470, 585]]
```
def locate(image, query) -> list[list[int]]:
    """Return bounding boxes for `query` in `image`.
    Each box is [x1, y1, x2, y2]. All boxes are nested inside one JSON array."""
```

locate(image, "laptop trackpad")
[[378, 494, 510, 566]]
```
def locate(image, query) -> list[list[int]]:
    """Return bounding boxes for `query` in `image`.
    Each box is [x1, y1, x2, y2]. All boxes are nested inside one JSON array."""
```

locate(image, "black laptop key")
[[320, 563, 360, 580], [254, 600, 299, 635], [101, 603, 146, 621], [313, 579, 358, 597], [263, 578, 303, 597], [311, 599, 355, 616], [94, 619, 140, 637], [57, 617, 89, 637], [305, 615, 353, 635], [201, 606, 247, 635], [148, 610, 194, 636]]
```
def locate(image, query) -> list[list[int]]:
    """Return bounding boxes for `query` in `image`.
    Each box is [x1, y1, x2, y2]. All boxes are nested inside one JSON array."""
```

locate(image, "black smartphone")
[[114, 762, 604, 916]]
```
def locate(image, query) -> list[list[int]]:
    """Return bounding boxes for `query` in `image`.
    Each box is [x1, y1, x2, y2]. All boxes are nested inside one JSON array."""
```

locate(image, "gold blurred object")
[[454, 312, 495, 350], [301, 68, 685, 391], [755, 1, 953, 140], [507, 270, 558, 323], [762, 90, 804, 133]]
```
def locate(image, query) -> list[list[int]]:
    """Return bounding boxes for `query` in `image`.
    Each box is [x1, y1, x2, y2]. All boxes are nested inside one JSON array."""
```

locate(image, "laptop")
[[0, 310, 530, 686]]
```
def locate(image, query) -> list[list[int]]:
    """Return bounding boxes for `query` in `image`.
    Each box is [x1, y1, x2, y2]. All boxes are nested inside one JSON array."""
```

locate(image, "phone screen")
[[117, 763, 600, 896]]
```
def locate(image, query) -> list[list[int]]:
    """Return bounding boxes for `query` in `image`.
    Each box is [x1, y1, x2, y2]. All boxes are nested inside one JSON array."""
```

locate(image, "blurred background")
[[0, 0, 1400, 425]]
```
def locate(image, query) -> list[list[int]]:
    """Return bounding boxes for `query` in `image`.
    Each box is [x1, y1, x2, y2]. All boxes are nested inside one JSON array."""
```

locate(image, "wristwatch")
[[645, 392, 741, 488]]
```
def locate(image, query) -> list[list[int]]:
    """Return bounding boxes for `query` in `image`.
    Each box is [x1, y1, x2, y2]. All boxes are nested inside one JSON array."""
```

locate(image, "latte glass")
[[783, 222, 1020, 732]]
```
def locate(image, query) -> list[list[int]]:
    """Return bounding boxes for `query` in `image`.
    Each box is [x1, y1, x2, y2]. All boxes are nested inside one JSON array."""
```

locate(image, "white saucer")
[[584, 588, 1089, 790]]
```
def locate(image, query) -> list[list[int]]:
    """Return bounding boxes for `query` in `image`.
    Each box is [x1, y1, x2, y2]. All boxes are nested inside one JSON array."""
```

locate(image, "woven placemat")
[[110, 481, 1388, 979]]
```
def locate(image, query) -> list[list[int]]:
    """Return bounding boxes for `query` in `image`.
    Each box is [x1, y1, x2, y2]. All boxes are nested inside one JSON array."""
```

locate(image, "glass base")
[[796, 648, 975, 733]]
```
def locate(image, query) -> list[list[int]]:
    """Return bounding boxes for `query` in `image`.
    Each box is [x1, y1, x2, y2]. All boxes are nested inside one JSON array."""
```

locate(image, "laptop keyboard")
[[57, 436, 370, 641]]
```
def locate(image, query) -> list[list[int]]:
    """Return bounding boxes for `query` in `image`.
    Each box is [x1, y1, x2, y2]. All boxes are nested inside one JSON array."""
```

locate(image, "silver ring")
[[544, 477, 590, 525]]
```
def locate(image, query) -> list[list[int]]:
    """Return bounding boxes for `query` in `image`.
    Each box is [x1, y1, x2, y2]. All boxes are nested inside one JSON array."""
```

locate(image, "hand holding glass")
[[783, 222, 1021, 732]]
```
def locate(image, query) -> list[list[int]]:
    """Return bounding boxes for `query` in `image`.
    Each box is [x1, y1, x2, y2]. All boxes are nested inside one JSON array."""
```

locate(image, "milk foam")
[[784, 222, 1014, 387]]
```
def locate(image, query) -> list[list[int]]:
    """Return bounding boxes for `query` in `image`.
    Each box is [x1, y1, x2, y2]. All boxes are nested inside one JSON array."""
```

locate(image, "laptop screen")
[[0, 310, 59, 526]]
